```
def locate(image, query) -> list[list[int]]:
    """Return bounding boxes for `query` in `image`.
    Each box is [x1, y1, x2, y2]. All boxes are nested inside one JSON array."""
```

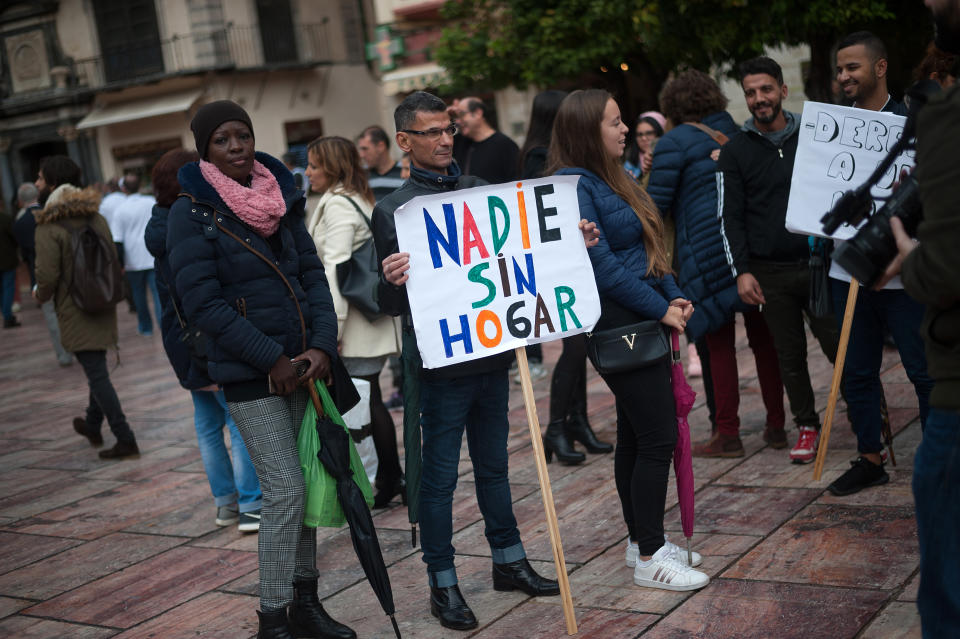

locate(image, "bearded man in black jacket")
[[716, 57, 843, 464]]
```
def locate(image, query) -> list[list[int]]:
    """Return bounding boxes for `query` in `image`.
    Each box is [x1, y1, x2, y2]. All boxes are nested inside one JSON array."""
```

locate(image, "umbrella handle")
[[671, 329, 681, 363], [306, 379, 326, 418]]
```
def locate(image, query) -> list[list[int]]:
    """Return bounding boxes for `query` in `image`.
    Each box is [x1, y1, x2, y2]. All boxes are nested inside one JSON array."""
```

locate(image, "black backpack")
[[57, 221, 125, 313]]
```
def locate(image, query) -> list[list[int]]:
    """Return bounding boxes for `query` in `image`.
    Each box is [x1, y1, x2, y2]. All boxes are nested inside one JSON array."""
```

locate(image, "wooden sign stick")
[[813, 278, 860, 481], [515, 346, 578, 635]]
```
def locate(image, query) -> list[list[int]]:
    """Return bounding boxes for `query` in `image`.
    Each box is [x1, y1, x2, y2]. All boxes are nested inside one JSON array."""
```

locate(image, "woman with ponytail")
[[548, 90, 709, 592]]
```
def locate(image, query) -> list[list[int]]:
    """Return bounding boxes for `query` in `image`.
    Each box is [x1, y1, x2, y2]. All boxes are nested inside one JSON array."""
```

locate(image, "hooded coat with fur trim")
[[34, 185, 119, 352], [165, 151, 338, 386]]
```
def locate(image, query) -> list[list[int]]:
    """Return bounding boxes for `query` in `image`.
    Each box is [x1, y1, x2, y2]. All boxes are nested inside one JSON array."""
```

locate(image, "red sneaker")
[[790, 426, 820, 464]]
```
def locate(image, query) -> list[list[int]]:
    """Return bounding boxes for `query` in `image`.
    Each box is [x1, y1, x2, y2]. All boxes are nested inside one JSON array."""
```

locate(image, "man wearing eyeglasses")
[[372, 91, 560, 631]]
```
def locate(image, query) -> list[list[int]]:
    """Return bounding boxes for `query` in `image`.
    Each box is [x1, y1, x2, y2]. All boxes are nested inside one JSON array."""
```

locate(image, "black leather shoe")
[[257, 609, 295, 639], [98, 440, 139, 459], [289, 578, 356, 638], [429, 585, 478, 630], [492, 558, 560, 596], [565, 412, 613, 454], [73, 417, 103, 447], [542, 420, 585, 465], [373, 475, 406, 509]]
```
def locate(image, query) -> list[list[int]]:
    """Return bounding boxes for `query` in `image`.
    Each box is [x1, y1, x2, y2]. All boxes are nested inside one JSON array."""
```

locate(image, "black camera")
[[820, 80, 940, 287], [827, 174, 922, 288]]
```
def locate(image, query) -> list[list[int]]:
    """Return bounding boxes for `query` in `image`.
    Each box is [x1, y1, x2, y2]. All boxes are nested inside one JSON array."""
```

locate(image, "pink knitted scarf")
[[199, 159, 286, 237]]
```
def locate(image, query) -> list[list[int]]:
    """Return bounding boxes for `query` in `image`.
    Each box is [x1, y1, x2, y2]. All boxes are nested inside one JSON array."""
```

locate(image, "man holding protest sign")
[[825, 32, 933, 496], [717, 57, 842, 463], [373, 91, 592, 631]]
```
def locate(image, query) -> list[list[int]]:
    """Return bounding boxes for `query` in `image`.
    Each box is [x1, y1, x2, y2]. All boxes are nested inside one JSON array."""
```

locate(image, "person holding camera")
[[827, 32, 934, 497], [166, 100, 355, 639], [881, 2, 960, 634]]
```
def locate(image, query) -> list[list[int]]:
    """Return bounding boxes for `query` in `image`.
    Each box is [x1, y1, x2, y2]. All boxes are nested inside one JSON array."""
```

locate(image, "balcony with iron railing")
[[67, 21, 332, 91]]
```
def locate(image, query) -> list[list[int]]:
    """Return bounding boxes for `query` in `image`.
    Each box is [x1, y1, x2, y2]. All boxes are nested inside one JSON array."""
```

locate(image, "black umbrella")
[[307, 383, 402, 638]]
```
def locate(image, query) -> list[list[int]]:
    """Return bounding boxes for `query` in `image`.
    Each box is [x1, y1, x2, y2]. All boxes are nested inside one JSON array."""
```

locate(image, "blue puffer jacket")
[[166, 151, 338, 385], [145, 204, 211, 390], [555, 167, 685, 321], [647, 111, 746, 339]]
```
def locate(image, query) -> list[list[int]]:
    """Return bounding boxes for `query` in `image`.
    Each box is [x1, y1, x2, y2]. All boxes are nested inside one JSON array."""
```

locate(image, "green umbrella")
[[401, 329, 423, 546]]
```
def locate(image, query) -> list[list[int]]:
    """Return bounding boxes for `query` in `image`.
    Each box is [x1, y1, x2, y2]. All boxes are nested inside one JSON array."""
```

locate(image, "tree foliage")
[[434, 0, 933, 102]]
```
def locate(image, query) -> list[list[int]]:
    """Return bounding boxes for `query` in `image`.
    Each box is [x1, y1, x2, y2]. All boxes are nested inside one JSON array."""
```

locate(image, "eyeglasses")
[[401, 123, 459, 140]]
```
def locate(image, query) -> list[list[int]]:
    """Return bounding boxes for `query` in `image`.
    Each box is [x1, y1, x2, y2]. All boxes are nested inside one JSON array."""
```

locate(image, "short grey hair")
[[393, 91, 448, 132], [17, 182, 38, 206]]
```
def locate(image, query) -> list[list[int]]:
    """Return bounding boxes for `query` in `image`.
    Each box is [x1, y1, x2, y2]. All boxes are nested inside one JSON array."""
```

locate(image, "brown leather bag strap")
[[212, 215, 309, 354], [684, 121, 730, 146]]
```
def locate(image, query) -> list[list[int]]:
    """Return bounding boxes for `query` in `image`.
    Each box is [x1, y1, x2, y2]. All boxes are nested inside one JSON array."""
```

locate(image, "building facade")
[[0, 0, 384, 202]]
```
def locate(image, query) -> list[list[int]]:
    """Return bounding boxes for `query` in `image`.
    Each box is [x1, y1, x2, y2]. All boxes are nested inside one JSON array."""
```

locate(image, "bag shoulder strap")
[[684, 121, 730, 146], [180, 194, 308, 353], [337, 194, 373, 231]]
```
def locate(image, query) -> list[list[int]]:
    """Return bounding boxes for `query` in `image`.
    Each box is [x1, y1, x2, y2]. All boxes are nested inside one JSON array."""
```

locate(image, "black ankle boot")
[[373, 474, 406, 509], [430, 584, 478, 630], [564, 412, 612, 454], [288, 578, 356, 639], [492, 558, 560, 596], [257, 609, 294, 639], [542, 420, 585, 465]]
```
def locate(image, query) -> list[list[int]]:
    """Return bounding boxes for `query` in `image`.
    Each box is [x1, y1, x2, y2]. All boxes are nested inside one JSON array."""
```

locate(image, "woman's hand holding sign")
[[383, 252, 411, 286]]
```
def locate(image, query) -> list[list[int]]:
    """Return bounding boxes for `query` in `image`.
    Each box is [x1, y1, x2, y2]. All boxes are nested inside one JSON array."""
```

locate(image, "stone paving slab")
[[0, 302, 925, 637]]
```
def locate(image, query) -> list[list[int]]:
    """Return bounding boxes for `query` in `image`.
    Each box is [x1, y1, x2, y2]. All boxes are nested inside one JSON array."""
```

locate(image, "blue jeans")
[[913, 407, 960, 638], [126, 269, 161, 335], [831, 281, 933, 453], [192, 390, 261, 512], [1, 269, 15, 321], [419, 368, 524, 587]]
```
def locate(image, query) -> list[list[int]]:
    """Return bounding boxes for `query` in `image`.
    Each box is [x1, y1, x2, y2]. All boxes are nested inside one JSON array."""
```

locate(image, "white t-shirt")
[[99, 191, 127, 236], [112, 193, 156, 271]]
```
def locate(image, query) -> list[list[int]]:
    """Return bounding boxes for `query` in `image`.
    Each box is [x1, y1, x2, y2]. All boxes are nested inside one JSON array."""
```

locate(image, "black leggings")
[[603, 358, 677, 556], [356, 371, 402, 485], [548, 334, 587, 423]]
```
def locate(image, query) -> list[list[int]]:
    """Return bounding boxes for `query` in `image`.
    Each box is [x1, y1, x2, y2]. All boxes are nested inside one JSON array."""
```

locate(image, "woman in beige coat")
[[305, 136, 403, 508]]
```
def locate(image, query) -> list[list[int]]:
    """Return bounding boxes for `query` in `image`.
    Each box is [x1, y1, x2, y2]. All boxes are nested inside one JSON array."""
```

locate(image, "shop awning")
[[77, 90, 204, 129], [381, 63, 448, 96]]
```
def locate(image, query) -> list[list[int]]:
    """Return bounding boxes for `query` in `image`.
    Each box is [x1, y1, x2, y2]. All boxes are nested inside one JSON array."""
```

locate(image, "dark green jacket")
[[903, 83, 960, 409]]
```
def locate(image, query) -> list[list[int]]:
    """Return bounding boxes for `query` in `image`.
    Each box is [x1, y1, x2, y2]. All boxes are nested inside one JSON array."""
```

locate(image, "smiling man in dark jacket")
[[716, 57, 842, 464], [373, 91, 560, 631]]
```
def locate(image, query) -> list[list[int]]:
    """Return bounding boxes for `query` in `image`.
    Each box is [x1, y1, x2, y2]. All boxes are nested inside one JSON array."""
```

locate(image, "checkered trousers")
[[228, 389, 318, 610]]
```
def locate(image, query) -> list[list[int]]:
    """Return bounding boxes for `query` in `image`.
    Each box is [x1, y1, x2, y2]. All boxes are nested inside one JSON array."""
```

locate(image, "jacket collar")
[[409, 161, 462, 189]]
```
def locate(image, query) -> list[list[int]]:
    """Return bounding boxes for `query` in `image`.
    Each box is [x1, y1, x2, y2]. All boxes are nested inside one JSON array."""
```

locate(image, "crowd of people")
[[3, 16, 958, 638]]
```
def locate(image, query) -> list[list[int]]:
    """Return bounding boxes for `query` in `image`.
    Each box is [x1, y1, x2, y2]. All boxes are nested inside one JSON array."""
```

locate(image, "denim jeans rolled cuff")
[[491, 542, 526, 565], [428, 567, 459, 589]]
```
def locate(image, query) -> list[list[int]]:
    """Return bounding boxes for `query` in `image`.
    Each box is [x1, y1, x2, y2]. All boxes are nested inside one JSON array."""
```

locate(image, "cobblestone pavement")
[[0, 300, 922, 638]]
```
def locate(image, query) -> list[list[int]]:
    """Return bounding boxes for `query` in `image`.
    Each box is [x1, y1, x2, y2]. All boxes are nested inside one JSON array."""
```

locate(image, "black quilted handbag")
[[586, 320, 670, 375]]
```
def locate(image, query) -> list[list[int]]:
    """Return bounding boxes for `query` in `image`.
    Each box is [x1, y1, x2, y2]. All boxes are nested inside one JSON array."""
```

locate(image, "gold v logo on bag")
[[622, 333, 636, 349]]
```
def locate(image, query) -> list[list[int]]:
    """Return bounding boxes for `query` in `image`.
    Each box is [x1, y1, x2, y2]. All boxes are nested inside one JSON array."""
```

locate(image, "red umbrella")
[[670, 329, 697, 564]]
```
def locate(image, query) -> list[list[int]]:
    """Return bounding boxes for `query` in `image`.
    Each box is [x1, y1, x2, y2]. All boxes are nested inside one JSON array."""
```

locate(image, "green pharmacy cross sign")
[[366, 25, 405, 72]]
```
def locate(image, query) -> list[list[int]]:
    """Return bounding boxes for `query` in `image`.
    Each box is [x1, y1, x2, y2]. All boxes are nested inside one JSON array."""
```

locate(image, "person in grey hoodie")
[[716, 56, 842, 463]]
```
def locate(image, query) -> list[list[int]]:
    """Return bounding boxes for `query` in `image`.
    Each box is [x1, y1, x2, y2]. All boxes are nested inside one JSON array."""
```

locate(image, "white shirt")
[[99, 191, 127, 238], [112, 192, 156, 271]]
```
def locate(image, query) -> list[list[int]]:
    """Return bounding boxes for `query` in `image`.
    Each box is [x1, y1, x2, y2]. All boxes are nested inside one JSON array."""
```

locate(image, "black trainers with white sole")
[[238, 510, 261, 532]]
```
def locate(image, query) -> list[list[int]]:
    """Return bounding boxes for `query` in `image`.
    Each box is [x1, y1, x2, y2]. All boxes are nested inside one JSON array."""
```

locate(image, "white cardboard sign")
[[394, 175, 600, 369], [785, 101, 912, 240]]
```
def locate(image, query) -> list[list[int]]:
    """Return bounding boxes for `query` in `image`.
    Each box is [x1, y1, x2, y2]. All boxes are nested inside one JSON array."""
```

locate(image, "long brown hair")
[[306, 136, 375, 205], [547, 89, 670, 277]]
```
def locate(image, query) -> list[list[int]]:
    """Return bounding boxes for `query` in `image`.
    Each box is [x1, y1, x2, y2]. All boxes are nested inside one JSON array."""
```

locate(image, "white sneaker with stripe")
[[633, 545, 710, 591], [626, 536, 702, 568]]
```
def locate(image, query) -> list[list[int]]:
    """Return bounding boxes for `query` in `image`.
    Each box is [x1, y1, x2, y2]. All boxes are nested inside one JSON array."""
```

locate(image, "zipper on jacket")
[[236, 297, 247, 318], [778, 148, 784, 159]]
